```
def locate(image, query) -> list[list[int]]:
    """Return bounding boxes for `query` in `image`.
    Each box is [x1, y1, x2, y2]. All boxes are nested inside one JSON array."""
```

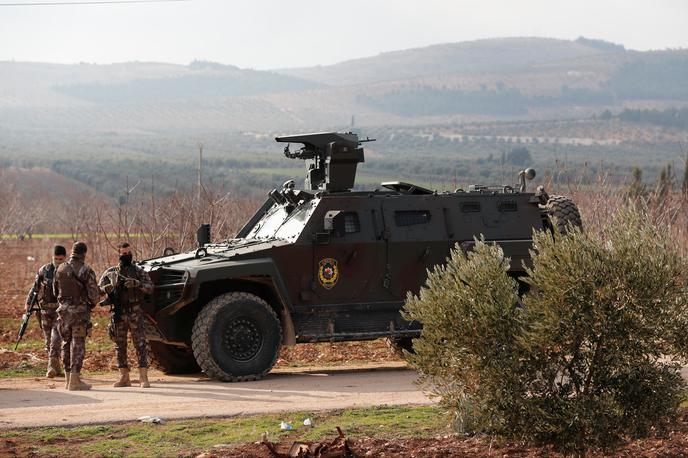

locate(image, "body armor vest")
[[55, 260, 87, 304]]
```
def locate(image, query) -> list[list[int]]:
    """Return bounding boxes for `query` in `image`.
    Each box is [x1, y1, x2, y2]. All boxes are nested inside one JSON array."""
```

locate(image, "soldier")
[[24, 245, 67, 378], [53, 241, 101, 391], [99, 242, 153, 388]]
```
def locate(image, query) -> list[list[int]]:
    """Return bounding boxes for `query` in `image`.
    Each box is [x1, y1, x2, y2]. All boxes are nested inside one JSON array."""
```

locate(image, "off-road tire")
[[387, 336, 415, 358], [191, 292, 282, 382], [544, 195, 582, 234], [149, 341, 200, 374]]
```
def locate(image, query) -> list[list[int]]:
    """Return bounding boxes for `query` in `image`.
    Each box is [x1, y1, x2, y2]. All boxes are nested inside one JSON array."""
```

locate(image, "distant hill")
[[274, 37, 619, 86], [0, 37, 686, 132], [3, 166, 107, 203], [0, 60, 320, 107], [54, 62, 322, 104]]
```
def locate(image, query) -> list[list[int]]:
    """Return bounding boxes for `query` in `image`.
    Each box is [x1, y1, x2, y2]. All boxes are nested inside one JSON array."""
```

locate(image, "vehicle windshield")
[[246, 199, 318, 240]]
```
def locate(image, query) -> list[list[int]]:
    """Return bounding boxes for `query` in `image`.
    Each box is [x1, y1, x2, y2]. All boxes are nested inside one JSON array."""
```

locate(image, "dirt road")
[[0, 363, 432, 429]]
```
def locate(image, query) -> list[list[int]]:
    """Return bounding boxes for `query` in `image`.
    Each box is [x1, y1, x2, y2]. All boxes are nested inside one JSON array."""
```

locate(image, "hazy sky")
[[1, 0, 686, 69]]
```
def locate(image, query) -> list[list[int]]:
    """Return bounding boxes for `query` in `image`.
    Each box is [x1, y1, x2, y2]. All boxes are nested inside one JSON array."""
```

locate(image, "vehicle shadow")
[[161, 364, 412, 382], [134, 366, 420, 396]]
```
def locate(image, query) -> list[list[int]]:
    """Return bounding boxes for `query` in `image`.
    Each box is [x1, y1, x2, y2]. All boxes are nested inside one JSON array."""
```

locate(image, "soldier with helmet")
[[24, 245, 67, 378], [53, 241, 101, 391], [99, 242, 154, 388]]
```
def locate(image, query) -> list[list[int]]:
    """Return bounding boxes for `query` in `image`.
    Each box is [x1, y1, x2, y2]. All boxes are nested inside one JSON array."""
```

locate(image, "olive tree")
[[403, 211, 688, 453]]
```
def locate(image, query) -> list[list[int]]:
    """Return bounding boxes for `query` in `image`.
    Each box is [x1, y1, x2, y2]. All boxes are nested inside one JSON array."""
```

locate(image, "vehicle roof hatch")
[[381, 181, 434, 195]]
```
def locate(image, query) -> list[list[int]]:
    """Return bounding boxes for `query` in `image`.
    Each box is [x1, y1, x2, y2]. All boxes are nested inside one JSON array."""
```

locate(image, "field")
[[3, 175, 688, 457], [3, 195, 688, 456]]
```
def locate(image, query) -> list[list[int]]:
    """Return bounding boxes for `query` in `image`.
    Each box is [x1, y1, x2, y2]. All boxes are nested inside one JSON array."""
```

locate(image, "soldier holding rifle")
[[20, 245, 67, 378], [99, 242, 153, 388]]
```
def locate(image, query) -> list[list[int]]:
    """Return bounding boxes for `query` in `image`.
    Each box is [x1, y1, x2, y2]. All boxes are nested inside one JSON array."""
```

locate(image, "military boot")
[[113, 368, 131, 387], [68, 372, 91, 391], [139, 367, 150, 388], [64, 372, 70, 389], [46, 357, 62, 378]]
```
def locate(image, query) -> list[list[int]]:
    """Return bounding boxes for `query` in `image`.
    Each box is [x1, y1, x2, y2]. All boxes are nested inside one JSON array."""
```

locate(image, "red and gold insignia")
[[318, 258, 339, 289]]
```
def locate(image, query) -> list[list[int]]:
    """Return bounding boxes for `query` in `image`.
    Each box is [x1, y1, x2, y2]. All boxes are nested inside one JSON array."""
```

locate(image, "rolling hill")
[[0, 37, 686, 133], [275, 37, 621, 86]]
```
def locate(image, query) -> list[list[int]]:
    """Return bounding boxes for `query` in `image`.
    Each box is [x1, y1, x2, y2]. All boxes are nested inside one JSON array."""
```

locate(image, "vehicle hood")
[[140, 238, 290, 271]]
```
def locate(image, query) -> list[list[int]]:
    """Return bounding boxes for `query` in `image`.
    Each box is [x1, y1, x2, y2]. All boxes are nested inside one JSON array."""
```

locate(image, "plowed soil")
[[201, 413, 688, 458]]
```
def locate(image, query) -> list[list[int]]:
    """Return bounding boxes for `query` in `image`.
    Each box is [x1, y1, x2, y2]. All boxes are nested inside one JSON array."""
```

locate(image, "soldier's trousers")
[[57, 306, 91, 373], [109, 307, 148, 368], [40, 305, 61, 359]]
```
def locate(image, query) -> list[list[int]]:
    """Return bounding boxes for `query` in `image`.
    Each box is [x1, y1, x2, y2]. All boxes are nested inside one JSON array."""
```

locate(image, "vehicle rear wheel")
[[544, 195, 582, 234], [148, 341, 200, 374], [387, 336, 415, 358], [191, 292, 282, 382]]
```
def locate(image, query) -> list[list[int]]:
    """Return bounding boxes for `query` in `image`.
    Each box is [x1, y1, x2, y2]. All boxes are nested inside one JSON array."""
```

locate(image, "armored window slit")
[[498, 200, 518, 212], [343, 212, 360, 233], [461, 202, 481, 213], [394, 210, 431, 227]]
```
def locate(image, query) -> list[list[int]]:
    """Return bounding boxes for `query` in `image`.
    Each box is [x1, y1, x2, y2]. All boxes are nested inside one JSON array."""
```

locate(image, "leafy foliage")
[[404, 211, 688, 453], [506, 147, 532, 166]]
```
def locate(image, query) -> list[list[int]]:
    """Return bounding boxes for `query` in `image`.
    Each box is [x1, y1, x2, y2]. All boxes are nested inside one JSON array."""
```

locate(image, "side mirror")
[[324, 210, 346, 236], [197, 224, 211, 247]]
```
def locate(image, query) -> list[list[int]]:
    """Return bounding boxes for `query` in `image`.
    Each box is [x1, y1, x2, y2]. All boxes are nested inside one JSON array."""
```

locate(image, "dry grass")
[[543, 166, 688, 256]]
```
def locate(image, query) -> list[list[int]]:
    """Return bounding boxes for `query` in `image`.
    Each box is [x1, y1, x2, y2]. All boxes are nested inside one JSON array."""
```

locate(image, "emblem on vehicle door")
[[318, 258, 339, 289]]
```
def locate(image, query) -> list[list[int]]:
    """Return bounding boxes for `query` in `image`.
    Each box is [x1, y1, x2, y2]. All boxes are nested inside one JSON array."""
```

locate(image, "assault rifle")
[[100, 272, 137, 328], [100, 273, 125, 324], [15, 288, 42, 350]]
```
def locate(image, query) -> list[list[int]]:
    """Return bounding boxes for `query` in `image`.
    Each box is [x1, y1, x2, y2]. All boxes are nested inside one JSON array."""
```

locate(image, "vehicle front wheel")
[[191, 292, 282, 382]]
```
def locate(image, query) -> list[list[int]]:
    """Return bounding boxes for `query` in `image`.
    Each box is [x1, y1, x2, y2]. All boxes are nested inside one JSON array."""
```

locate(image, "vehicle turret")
[[276, 132, 369, 192]]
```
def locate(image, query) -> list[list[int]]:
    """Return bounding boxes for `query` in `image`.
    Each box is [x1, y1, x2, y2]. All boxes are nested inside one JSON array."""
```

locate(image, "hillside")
[[0, 60, 320, 107], [0, 37, 686, 133], [275, 37, 620, 86]]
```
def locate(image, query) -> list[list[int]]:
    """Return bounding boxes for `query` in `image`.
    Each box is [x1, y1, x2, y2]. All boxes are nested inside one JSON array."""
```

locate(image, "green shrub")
[[403, 211, 688, 454]]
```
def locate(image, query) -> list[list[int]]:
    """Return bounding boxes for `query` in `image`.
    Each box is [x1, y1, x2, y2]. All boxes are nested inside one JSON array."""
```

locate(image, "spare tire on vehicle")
[[544, 195, 582, 234]]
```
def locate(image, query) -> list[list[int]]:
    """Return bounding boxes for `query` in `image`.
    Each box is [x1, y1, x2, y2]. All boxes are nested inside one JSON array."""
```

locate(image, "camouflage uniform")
[[99, 264, 153, 368], [26, 263, 61, 359], [53, 254, 100, 375]]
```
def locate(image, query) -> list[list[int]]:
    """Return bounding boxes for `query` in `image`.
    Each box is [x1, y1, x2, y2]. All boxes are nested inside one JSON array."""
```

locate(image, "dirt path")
[[0, 363, 433, 429]]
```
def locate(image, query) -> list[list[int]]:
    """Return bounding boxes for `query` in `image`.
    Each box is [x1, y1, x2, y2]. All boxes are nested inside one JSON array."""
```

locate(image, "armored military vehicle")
[[140, 132, 581, 381]]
